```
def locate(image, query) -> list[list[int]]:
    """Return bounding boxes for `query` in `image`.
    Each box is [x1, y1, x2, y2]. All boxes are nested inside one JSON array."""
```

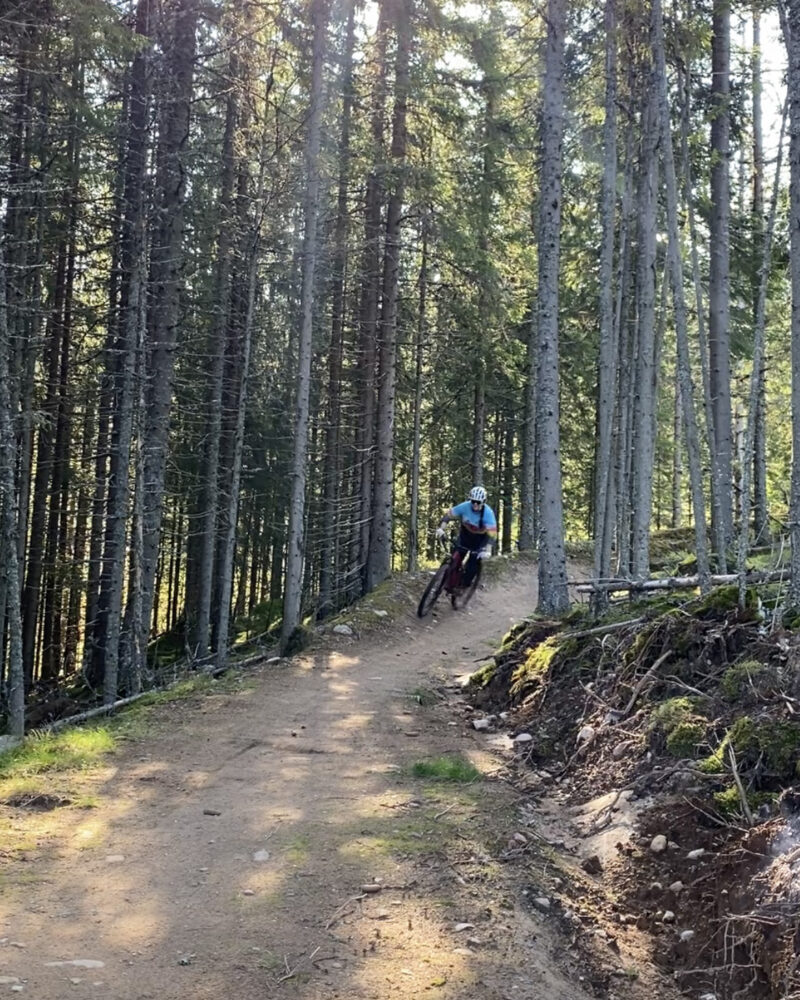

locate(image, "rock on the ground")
[[576, 725, 595, 744], [687, 848, 706, 860], [533, 897, 551, 913], [472, 718, 493, 731], [662, 911, 676, 923], [514, 732, 533, 743], [581, 855, 603, 875], [332, 624, 353, 635], [650, 834, 668, 854]]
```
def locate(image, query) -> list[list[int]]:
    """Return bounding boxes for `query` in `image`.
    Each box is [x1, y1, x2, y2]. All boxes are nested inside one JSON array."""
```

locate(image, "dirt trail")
[[3, 567, 624, 1000]]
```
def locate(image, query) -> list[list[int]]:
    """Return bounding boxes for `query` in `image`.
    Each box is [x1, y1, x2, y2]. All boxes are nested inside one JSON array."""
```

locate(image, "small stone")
[[687, 848, 705, 860], [513, 733, 533, 743], [332, 624, 353, 635], [373, 610, 388, 617], [581, 855, 603, 876], [612, 741, 633, 760], [513, 833, 528, 844], [253, 850, 270, 862], [662, 911, 676, 923], [105, 855, 125, 863], [472, 718, 492, 731], [242, 889, 256, 896], [669, 881, 684, 893], [679, 929, 695, 942], [533, 897, 551, 913], [454, 922, 474, 932], [576, 725, 595, 744], [650, 835, 668, 854], [361, 884, 382, 894]]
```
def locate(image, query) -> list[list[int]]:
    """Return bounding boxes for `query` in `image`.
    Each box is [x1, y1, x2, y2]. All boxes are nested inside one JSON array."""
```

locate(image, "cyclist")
[[435, 486, 498, 590]]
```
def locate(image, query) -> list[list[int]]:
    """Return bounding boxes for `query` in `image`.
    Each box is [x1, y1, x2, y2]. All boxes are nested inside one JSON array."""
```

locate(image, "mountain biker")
[[435, 486, 498, 590]]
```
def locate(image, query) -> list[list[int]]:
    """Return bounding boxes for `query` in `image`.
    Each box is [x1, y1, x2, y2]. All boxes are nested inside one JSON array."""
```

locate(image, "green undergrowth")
[[469, 582, 800, 825]]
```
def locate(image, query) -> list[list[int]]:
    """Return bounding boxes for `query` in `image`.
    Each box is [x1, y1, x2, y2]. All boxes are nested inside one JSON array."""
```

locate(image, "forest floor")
[[0, 559, 685, 1000]]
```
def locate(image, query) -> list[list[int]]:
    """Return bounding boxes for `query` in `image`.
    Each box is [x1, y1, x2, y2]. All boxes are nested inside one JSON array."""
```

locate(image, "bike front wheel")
[[417, 562, 449, 618], [451, 560, 482, 610]]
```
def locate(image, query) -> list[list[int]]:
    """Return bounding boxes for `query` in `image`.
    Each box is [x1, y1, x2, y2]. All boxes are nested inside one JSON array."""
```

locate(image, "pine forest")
[[1, 0, 798, 736]]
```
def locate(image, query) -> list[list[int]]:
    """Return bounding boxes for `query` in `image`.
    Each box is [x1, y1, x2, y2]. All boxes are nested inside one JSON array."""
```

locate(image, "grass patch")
[[409, 687, 440, 707], [410, 755, 481, 784], [0, 727, 116, 779]]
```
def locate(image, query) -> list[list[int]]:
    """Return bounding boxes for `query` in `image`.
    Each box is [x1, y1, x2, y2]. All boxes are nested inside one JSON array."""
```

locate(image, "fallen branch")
[[621, 650, 672, 718], [728, 744, 755, 827], [277, 946, 321, 983], [575, 569, 789, 594]]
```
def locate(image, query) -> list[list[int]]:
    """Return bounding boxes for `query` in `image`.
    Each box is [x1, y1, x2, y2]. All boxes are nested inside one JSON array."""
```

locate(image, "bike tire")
[[417, 562, 449, 618], [451, 560, 482, 610]]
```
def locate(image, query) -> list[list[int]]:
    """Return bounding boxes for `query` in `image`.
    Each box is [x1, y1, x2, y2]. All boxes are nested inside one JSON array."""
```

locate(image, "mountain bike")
[[416, 538, 483, 618]]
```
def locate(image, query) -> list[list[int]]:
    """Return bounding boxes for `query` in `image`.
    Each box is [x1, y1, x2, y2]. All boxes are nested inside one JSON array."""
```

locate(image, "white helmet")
[[469, 485, 487, 503]]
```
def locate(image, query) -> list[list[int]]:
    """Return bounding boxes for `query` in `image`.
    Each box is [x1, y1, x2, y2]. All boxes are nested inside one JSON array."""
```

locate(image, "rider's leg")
[[447, 549, 463, 590], [462, 550, 477, 587]]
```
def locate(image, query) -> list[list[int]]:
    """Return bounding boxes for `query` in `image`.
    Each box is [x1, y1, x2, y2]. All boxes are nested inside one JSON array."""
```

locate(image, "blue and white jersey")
[[450, 500, 498, 538]]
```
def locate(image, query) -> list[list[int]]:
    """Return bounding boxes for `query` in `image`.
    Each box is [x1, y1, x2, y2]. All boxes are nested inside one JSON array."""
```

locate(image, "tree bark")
[[281, 0, 329, 649], [0, 245, 25, 737], [652, 0, 710, 588], [135, 0, 197, 677], [709, 0, 733, 548], [535, 0, 569, 615], [366, 0, 411, 592], [592, 0, 618, 610]]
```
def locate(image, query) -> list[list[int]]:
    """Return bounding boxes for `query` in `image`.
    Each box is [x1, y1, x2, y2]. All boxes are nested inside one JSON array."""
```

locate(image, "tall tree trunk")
[[535, 0, 569, 615], [592, 0, 618, 608], [786, 2, 800, 609], [135, 0, 197, 677], [752, 6, 769, 541], [652, 0, 710, 588], [96, 0, 152, 702], [365, 0, 411, 591], [737, 102, 786, 602], [319, 0, 355, 615], [709, 0, 733, 549], [630, 86, 659, 582], [519, 301, 537, 551], [354, 4, 389, 593], [281, 0, 329, 649], [192, 37, 242, 658], [0, 245, 25, 737], [408, 211, 428, 572]]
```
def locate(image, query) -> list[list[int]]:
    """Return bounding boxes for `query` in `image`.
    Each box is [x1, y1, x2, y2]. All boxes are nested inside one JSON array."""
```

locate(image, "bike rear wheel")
[[451, 560, 482, 610], [417, 562, 449, 618]]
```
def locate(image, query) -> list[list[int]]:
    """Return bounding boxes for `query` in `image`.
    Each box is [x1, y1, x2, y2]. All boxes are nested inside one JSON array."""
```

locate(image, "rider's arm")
[[439, 507, 457, 529]]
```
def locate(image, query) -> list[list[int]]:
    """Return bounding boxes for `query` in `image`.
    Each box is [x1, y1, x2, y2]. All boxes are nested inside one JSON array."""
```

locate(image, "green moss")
[[759, 722, 800, 773], [697, 717, 794, 776], [666, 721, 706, 757], [713, 785, 777, 817], [469, 660, 497, 690], [721, 661, 766, 699], [651, 697, 698, 731], [510, 636, 559, 698]]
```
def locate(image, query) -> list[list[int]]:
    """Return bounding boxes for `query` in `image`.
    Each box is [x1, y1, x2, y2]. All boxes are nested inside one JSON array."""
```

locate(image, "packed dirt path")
[[4, 566, 614, 1000]]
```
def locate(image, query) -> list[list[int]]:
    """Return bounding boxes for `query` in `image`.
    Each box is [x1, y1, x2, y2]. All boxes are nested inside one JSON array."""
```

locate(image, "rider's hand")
[[435, 526, 447, 541]]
